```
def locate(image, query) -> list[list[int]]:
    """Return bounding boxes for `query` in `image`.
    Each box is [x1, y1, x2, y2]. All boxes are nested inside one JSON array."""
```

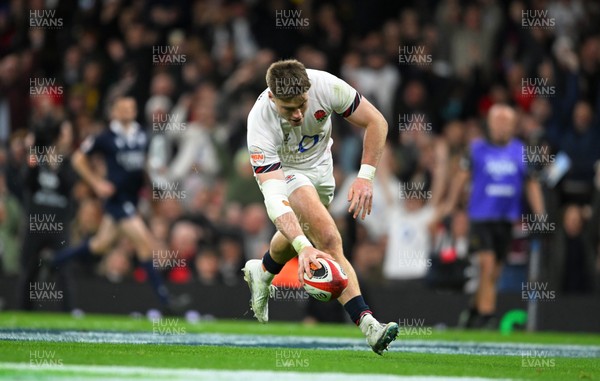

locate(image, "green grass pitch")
[[0, 312, 598, 380]]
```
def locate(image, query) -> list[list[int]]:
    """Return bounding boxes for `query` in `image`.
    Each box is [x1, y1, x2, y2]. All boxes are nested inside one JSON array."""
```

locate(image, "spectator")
[[1, 0, 599, 316], [218, 229, 245, 286], [70, 60, 104, 119], [5, 130, 28, 202], [0, 54, 30, 139], [100, 244, 133, 283], [548, 204, 596, 293], [166, 220, 199, 284], [240, 203, 271, 261], [342, 48, 399, 124], [0, 168, 22, 275], [225, 149, 266, 207], [382, 136, 448, 281], [352, 241, 385, 283], [449, 3, 497, 80], [559, 101, 600, 204], [195, 246, 221, 286], [70, 198, 103, 245]]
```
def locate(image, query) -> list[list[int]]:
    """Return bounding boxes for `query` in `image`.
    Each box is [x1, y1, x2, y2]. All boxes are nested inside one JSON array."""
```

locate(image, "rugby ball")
[[303, 258, 348, 302]]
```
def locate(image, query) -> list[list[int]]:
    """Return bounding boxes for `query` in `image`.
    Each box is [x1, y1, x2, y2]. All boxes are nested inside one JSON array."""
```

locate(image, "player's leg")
[[52, 215, 118, 266], [270, 231, 298, 261], [16, 233, 45, 310], [288, 185, 360, 303], [119, 215, 155, 261], [459, 221, 494, 328], [260, 231, 298, 280], [262, 231, 300, 274], [475, 250, 497, 315], [49, 228, 76, 312], [90, 215, 120, 253], [288, 184, 398, 355], [475, 222, 511, 328], [242, 171, 309, 323], [119, 215, 170, 307], [258, 168, 329, 280], [242, 231, 294, 323], [291, 162, 364, 304]]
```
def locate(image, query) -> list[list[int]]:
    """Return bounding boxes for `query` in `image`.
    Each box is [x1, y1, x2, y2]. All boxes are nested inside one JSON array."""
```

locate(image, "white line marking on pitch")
[[0, 363, 511, 381], [1, 330, 598, 358]]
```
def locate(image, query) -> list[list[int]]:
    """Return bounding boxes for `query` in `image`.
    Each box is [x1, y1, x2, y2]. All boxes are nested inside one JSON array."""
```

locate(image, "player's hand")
[[297, 248, 335, 285], [347, 177, 373, 220], [93, 179, 116, 199]]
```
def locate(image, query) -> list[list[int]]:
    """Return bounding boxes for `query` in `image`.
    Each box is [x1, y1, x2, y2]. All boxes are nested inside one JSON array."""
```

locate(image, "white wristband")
[[357, 164, 376, 181], [292, 235, 312, 253]]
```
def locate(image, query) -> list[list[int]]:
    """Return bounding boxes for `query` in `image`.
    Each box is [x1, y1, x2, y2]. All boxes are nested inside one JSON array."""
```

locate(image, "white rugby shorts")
[[282, 158, 335, 206]]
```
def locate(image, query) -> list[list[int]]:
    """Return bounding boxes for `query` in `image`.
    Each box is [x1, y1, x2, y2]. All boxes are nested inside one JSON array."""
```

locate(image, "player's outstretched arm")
[[72, 149, 115, 199], [256, 169, 333, 284], [344, 96, 388, 220]]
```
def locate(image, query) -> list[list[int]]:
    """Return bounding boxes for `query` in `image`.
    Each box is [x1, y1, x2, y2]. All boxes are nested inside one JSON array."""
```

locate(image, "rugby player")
[[242, 59, 399, 355], [52, 97, 173, 309]]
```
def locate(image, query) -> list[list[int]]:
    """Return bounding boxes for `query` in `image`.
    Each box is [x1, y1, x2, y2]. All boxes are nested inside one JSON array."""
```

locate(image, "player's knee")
[[478, 261, 495, 280], [272, 244, 295, 259], [315, 226, 342, 253], [266, 231, 296, 260], [270, 235, 289, 254], [133, 240, 154, 260], [89, 238, 110, 255]]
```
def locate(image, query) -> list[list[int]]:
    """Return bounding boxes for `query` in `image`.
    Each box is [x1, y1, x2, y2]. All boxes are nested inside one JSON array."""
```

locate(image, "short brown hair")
[[266, 59, 311, 99]]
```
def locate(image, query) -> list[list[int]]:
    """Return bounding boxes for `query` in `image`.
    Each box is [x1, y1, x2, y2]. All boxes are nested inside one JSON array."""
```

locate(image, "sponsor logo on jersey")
[[123, 202, 136, 216], [116, 151, 145, 171], [485, 158, 517, 178], [249, 146, 265, 165]]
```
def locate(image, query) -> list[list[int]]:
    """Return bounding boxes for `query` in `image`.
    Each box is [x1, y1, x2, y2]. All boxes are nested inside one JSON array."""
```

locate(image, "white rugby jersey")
[[247, 69, 361, 173]]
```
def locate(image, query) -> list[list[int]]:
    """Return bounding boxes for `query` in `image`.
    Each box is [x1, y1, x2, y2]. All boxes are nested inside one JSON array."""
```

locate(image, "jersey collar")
[[110, 120, 141, 145]]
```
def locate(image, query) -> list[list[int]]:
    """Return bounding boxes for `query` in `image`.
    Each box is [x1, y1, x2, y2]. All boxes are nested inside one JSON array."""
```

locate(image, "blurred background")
[[0, 0, 599, 331]]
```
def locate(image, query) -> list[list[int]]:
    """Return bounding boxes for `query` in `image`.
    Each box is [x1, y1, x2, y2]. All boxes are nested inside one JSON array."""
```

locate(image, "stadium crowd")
[[1, 0, 599, 311]]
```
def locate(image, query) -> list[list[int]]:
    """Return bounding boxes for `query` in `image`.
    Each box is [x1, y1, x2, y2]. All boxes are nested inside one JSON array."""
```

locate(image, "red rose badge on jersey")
[[314, 110, 327, 122]]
